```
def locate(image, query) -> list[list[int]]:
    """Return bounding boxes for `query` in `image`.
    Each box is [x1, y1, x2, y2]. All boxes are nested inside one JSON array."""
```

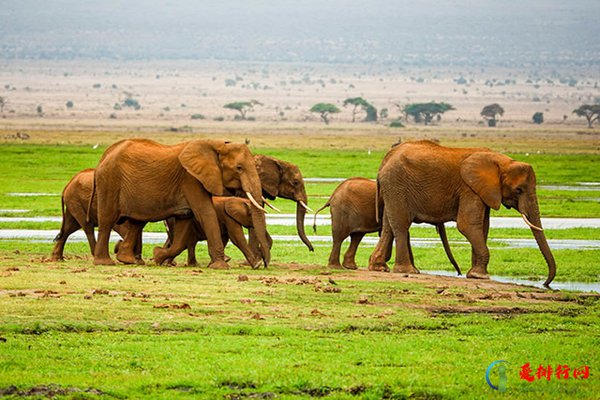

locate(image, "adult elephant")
[[92, 139, 270, 269], [368, 140, 556, 288], [254, 154, 314, 251], [313, 177, 461, 274], [153, 197, 272, 267]]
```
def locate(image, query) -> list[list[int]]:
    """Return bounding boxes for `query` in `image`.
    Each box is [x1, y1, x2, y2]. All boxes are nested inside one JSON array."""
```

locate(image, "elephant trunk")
[[249, 205, 270, 267], [522, 195, 556, 288], [242, 174, 271, 268], [296, 200, 314, 252]]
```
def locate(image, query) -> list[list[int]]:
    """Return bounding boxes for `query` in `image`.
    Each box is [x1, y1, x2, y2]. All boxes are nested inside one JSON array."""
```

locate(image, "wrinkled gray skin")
[[313, 177, 461, 274], [369, 140, 555, 287]]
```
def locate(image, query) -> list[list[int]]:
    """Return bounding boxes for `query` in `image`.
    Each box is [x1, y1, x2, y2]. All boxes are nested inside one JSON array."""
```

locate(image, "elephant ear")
[[225, 199, 253, 228], [256, 155, 281, 199], [460, 152, 502, 210], [179, 141, 225, 195]]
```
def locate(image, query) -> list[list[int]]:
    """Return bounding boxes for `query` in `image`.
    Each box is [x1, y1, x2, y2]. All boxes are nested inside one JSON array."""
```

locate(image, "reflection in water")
[[425, 270, 599, 293]]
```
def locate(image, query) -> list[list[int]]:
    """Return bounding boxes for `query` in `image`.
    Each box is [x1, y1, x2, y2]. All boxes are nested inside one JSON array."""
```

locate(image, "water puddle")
[[426, 270, 599, 293]]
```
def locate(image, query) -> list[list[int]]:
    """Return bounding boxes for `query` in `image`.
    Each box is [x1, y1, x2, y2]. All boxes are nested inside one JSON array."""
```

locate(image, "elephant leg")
[[457, 210, 490, 280], [186, 239, 198, 266], [328, 225, 348, 269], [116, 221, 145, 265], [342, 232, 365, 270], [182, 178, 229, 269], [154, 219, 193, 266], [50, 212, 81, 261], [368, 213, 392, 272], [94, 202, 119, 266], [228, 224, 261, 269], [385, 208, 418, 274]]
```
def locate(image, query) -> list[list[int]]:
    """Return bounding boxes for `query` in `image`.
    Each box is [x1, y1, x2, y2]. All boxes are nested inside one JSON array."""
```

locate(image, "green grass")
[[0, 253, 598, 399], [0, 142, 598, 398]]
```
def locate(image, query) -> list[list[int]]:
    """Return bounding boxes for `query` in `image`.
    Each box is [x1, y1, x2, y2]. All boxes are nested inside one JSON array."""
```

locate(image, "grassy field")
[[0, 127, 599, 399]]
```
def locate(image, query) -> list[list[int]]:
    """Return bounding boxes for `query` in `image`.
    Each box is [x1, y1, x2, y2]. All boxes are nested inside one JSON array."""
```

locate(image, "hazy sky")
[[1, 1, 599, 68]]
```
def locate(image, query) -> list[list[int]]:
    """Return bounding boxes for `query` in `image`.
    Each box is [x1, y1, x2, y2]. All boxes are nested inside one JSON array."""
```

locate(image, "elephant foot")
[[466, 268, 490, 280], [250, 259, 263, 269], [393, 264, 420, 274], [208, 260, 231, 270], [328, 262, 344, 269], [93, 257, 115, 266], [368, 262, 390, 272], [49, 255, 64, 262], [135, 257, 145, 266], [117, 252, 138, 265], [152, 247, 168, 266], [342, 261, 358, 270]]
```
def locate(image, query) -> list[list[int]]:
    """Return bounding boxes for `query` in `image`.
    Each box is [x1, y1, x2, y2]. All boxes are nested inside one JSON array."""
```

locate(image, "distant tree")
[[0, 96, 6, 113], [572, 104, 600, 128], [122, 97, 141, 110], [380, 108, 389, 120], [66, 100, 74, 109], [403, 102, 454, 125], [224, 100, 262, 120], [532, 112, 544, 124], [481, 103, 504, 127], [343, 97, 377, 122], [310, 103, 340, 125], [36, 105, 43, 116]]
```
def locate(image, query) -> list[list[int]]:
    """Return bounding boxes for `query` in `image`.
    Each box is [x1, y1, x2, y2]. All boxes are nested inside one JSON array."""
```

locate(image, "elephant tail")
[[86, 170, 96, 224], [53, 193, 67, 242], [312, 200, 331, 233]]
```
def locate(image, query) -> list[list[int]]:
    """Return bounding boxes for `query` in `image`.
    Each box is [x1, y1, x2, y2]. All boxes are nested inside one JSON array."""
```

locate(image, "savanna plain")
[[0, 62, 599, 399]]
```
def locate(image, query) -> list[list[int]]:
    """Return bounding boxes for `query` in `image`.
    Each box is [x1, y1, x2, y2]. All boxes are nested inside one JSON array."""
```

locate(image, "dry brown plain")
[[0, 59, 598, 152]]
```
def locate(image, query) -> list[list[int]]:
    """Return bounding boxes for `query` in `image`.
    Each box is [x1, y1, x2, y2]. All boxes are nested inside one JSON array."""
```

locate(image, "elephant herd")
[[50, 138, 556, 287]]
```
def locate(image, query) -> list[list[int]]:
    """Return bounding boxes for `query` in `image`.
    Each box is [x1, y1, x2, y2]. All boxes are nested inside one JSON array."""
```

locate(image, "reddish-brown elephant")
[[253, 154, 314, 251], [153, 197, 272, 268], [49, 169, 142, 263], [92, 139, 270, 269], [313, 177, 461, 274], [368, 140, 556, 287]]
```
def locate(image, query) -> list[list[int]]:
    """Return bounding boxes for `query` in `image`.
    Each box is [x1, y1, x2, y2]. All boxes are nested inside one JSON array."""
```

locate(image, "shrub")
[[389, 120, 404, 128], [190, 114, 205, 120], [66, 100, 74, 109], [532, 112, 544, 124]]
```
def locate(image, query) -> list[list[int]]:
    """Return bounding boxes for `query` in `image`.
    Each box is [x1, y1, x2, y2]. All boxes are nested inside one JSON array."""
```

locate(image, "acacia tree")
[[343, 97, 377, 122], [224, 100, 262, 120], [310, 103, 340, 125], [0, 96, 6, 113], [481, 103, 504, 127], [573, 104, 600, 128], [403, 102, 454, 125]]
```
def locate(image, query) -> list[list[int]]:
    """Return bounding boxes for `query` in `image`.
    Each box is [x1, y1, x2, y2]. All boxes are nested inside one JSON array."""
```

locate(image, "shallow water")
[[425, 270, 599, 293]]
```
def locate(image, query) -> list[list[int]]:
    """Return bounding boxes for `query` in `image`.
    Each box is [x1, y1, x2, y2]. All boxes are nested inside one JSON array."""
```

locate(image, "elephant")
[[49, 169, 142, 263], [312, 177, 461, 274], [91, 139, 270, 269], [368, 140, 556, 287], [152, 197, 273, 267], [253, 154, 314, 251]]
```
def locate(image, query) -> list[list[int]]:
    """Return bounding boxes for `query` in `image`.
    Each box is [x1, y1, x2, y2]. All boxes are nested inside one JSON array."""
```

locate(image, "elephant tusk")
[[246, 192, 267, 212], [299, 200, 314, 213], [521, 213, 543, 232], [262, 196, 281, 212]]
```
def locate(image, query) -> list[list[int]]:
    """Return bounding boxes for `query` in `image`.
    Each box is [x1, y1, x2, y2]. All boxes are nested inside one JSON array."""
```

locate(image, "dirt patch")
[[428, 305, 535, 315], [0, 384, 105, 398]]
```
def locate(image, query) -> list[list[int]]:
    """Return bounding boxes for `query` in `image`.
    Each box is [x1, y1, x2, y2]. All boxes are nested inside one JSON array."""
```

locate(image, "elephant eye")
[[515, 187, 523, 195], [236, 164, 243, 172]]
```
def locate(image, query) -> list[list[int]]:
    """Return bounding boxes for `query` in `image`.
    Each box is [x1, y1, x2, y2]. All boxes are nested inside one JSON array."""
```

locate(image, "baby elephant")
[[152, 197, 272, 268], [50, 169, 141, 262], [313, 177, 461, 274]]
